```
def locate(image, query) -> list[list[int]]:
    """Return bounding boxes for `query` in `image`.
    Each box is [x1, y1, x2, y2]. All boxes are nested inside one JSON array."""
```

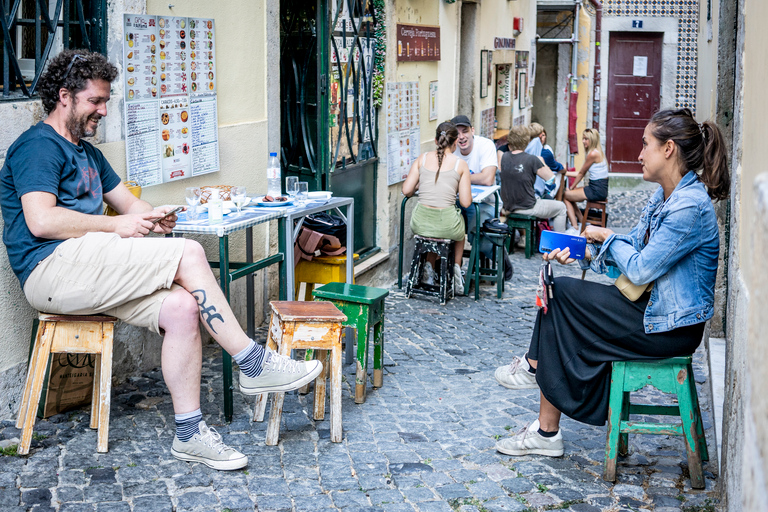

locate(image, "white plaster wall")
[[0, 0, 271, 420], [695, 0, 719, 121], [598, 17, 678, 138]]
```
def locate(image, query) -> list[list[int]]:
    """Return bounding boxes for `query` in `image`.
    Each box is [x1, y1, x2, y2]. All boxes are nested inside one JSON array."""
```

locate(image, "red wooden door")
[[606, 32, 663, 173]]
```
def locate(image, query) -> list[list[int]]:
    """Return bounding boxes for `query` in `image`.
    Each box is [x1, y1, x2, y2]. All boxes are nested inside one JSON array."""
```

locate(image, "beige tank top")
[[418, 154, 461, 209]]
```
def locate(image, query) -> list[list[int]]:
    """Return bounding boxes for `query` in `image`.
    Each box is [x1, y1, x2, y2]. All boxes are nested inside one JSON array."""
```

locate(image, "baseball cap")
[[451, 115, 472, 127]]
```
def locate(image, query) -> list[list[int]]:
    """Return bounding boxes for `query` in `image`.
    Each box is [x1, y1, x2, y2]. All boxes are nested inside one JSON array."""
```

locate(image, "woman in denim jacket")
[[493, 109, 730, 457]]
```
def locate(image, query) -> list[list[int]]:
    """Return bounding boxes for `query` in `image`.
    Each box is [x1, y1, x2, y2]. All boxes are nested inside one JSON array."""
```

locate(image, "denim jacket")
[[582, 171, 719, 333]]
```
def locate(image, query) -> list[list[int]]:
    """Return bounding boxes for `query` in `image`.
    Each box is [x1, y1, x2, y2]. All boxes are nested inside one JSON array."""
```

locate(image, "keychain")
[[536, 261, 549, 314]]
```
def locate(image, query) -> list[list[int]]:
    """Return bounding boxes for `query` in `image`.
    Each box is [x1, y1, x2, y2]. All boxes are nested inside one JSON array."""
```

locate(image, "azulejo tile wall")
[[605, 0, 699, 113]]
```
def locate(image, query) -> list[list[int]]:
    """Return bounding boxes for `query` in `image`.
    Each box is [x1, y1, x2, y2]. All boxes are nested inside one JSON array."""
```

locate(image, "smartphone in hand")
[[151, 206, 184, 225], [538, 230, 587, 259]]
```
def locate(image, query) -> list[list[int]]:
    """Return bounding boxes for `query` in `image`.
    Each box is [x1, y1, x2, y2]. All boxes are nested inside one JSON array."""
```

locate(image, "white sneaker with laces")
[[239, 348, 323, 395], [171, 421, 248, 470], [453, 263, 464, 296], [496, 419, 564, 457], [494, 355, 538, 389], [421, 261, 436, 286]]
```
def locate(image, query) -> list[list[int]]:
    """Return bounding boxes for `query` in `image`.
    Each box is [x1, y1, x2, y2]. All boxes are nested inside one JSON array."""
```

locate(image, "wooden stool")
[[405, 235, 454, 305], [312, 282, 389, 404], [294, 254, 359, 301], [252, 301, 346, 445], [504, 213, 538, 259], [580, 200, 608, 231], [17, 313, 117, 454], [604, 356, 708, 489]]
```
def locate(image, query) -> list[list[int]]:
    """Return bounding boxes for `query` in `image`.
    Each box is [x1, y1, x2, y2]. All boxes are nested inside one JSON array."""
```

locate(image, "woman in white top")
[[403, 122, 472, 294], [563, 128, 609, 230]]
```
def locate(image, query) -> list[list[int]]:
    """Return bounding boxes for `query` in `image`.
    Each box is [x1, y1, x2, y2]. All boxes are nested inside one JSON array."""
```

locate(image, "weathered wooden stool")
[[604, 356, 708, 489], [252, 301, 347, 445], [312, 282, 389, 404], [405, 235, 454, 305], [580, 200, 608, 231], [17, 313, 117, 454], [504, 213, 538, 259]]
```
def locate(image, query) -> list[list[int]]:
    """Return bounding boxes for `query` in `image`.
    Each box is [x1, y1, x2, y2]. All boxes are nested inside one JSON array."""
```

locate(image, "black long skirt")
[[528, 277, 705, 426]]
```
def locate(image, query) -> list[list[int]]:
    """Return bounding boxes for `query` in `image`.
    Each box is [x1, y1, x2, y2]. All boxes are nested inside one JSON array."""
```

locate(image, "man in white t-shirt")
[[451, 115, 512, 279]]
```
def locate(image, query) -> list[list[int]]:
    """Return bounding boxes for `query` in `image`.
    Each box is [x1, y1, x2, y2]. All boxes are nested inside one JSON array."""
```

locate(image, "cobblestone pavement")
[[0, 183, 719, 512]]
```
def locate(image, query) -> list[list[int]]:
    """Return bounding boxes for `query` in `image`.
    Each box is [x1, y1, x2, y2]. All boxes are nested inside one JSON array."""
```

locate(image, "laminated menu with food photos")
[[123, 13, 219, 187]]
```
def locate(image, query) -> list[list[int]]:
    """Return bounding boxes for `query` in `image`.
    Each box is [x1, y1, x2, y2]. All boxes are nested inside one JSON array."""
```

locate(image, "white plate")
[[307, 191, 332, 200], [223, 198, 251, 210], [253, 196, 293, 207]]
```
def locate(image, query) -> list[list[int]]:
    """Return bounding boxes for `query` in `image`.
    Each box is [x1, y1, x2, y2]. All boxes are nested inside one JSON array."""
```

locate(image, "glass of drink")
[[286, 176, 299, 200], [297, 182, 309, 206], [231, 186, 247, 216], [185, 186, 201, 220]]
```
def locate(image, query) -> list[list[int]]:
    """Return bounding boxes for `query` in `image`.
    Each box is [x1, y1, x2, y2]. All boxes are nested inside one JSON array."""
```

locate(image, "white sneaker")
[[496, 419, 564, 457], [494, 355, 538, 389], [453, 264, 464, 296], [171, 421, 248, 470], [565, 227, 580, 236], [239, 348, 323, 395], [421, 262, 436, 286]]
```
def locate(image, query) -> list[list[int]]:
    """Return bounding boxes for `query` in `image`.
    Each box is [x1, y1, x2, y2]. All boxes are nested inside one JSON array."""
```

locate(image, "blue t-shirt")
[[0, 122, 121, 287]]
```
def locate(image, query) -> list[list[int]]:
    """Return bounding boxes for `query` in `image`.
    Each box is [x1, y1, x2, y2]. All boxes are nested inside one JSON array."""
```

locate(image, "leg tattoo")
[[191, 289, 224, 334]]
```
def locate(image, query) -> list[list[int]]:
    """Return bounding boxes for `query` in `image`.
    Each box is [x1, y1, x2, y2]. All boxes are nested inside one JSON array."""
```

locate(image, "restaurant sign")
[[494, 37, 515, 50], [396, 24, 440, 62]]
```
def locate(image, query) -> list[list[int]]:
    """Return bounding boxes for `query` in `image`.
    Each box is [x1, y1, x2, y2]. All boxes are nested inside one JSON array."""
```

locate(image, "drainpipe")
[[588, 0, 602, 131]]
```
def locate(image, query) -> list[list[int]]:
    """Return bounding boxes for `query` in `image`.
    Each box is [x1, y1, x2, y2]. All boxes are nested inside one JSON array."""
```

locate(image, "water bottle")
[[207, 188, 223, 224], [267, 152, 281, 197]]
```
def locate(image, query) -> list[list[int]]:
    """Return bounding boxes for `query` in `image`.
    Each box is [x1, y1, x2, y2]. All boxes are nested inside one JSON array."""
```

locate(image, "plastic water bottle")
[[267, 152, 281, 197], [207, 188, 223, 224]]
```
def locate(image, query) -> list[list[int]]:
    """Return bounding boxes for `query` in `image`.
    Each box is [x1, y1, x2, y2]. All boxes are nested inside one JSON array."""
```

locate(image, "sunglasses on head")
[[62, 54, 86, 83]]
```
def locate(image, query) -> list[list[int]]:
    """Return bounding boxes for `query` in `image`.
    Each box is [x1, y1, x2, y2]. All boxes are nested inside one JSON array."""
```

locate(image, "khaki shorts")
[[24, 232, 186, 334]]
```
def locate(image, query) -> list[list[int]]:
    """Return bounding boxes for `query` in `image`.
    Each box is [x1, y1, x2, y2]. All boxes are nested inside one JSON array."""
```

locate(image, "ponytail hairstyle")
[[649, 108, 730, 200], [582, 128, 605, 160], [434, 121, 459, 183]]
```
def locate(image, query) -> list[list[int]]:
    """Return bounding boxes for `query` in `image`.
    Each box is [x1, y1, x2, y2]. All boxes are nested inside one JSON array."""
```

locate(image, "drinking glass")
[[286, 176, 299, 200], [185, 186, 201, 220], [297, 182, 309, 206], [231, 186, 247, 216]]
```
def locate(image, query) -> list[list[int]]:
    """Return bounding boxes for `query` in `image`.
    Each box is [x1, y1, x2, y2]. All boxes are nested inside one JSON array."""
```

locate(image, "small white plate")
[[307, 191, 332, 200]]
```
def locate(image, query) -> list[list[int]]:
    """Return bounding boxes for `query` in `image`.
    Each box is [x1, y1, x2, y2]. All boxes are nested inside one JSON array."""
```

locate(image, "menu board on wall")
[[479, 108, 495, 140], [123, 14, 219, 187], [385, 81, 420, 186]]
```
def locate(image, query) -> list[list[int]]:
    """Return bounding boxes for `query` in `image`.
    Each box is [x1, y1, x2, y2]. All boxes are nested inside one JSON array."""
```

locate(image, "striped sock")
[[233, 340, 266, 378], [175, 409, 202, 442]]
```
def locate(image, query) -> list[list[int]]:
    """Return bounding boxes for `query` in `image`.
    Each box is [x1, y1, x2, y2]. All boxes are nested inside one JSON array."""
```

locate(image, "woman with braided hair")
[[403, 121, 472, 295]]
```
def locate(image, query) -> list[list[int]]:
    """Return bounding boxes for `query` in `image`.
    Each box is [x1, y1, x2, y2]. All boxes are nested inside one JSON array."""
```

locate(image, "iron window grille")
[[1, 0, 107, 100]]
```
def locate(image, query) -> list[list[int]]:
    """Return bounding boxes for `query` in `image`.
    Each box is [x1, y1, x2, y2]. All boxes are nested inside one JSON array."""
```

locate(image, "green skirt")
[[410, 202, 466, 241]]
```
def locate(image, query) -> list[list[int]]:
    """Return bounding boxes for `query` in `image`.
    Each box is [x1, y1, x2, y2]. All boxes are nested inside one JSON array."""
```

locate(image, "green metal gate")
[[280, 0, 379, 255]]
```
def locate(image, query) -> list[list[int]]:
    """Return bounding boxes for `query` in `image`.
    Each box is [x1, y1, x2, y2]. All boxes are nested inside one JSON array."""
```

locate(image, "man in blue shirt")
[[1, 50, 321, 470]]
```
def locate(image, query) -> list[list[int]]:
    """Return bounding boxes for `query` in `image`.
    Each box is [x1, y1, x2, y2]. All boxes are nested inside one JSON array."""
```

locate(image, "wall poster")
[[518, 72, 528, 109], [480, 50, 490, 99], [396, 24, 440, 62], [496, 64, 512, 107], [515, 50, 529, 70], [479, 108, 495, 140], [429, 81, 438, 121], [385, 81, 420, 185], [123, 14, 219, 187]]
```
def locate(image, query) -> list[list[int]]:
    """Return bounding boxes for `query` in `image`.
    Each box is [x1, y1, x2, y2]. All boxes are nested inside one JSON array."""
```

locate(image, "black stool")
[[476, 230, 511, 299], [405, 235, 454, 305]]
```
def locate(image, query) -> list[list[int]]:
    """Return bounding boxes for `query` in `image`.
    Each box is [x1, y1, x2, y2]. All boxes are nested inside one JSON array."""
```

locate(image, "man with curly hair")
[[0, 49, 322, 470]]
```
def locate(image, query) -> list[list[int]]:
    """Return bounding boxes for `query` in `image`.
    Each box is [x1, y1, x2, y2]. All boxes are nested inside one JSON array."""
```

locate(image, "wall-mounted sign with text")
[[494, 37, 516, 50], [396, 24, 440, 62]]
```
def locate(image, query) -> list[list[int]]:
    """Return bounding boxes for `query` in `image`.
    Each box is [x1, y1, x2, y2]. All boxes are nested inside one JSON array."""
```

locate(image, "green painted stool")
[[504, 213, 538, 259], [312, 282, 388, 404], [604, 356, 708, 489]]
